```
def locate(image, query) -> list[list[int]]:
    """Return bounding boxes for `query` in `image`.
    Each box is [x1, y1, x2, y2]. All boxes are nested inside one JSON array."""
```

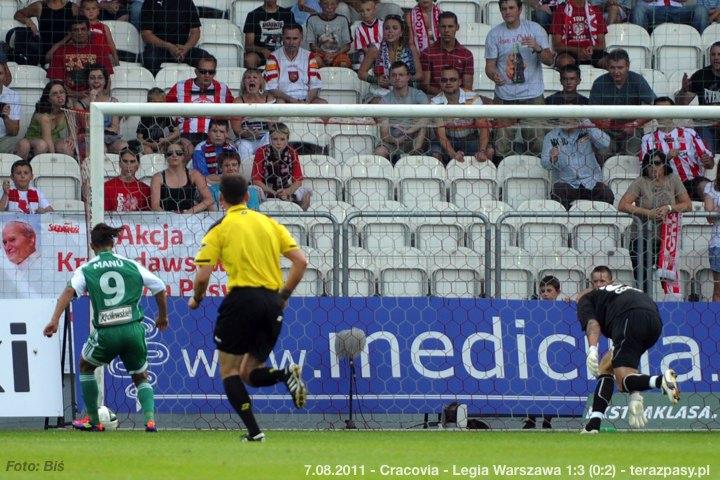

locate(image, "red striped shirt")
[[640, 127, 711, 182], [166, 79, 235, 135]]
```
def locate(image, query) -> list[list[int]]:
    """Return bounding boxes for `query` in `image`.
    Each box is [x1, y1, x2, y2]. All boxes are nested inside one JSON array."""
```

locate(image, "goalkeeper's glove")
[[628, 392, 647, 428], [586, 345, 599, 378]]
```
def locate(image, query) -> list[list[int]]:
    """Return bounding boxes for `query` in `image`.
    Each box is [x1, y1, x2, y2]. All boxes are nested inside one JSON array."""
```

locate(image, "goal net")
[[23, 102, 718, 431]]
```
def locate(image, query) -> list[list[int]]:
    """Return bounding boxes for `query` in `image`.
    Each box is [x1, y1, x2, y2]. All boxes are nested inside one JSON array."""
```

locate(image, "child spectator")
[[191, 119, 237, 184], [104, 148, 151, 212], [0, 160, 53, 213], [252, 123, 312, 210], [538, 274, 562, 300], [353, 0, 383, 64], [209, 151, 261, 210], [136, 88, 179, 155], [306, 0, 353, 68], [82, 0, 120, 65]]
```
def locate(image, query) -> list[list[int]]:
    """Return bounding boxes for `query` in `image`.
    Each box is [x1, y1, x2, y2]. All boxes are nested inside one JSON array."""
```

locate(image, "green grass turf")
[[0, 430, 717, 480]]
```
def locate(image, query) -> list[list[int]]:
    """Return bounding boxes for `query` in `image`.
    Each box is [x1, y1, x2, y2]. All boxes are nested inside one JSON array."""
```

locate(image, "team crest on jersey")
[[288, 70, 299, 83]]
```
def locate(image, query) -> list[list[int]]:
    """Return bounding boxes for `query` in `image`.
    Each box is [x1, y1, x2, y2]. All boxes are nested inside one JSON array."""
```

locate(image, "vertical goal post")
[[88, 102, 720, 233]]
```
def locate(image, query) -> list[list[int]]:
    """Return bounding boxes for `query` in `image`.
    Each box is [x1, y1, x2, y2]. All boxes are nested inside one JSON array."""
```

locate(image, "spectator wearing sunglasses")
[[150, 140, 214, 214], [166, 55, 235, 147]]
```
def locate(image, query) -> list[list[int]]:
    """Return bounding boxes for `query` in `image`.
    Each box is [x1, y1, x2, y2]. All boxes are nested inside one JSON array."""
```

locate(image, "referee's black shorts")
[[213, 287, 283, 360], [611, 308, 662, 369]]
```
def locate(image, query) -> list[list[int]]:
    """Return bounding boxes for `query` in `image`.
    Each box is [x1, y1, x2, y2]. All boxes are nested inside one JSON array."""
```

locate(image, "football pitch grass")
[[0, 430, 717, 480]]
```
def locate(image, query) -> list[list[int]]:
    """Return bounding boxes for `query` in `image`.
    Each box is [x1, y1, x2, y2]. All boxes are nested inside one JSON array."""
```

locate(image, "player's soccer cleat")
[[581, 417, 601, 434], [284, 364, 307, 409], [241, 432, 266, 442], [661, 369, 680, 404], [628, 392, 647, 428], [580, 427, 599, 435], [75, 421, 105, 432], [145, 420, 157, 432], [72, 416, 90, 429]]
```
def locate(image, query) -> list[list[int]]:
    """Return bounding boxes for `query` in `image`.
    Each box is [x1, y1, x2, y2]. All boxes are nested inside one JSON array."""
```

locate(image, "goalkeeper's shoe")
[[242, 432, 265, 442], [145, 420, 157, 432], [581, 417, 601, 434], [284, 364, 307, 409], [661, 369, 680, 404], [75, 421, 105, 432], [72, 416, 90, 429]]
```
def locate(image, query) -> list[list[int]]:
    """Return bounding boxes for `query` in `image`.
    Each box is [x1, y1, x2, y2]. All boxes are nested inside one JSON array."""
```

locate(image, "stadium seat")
[[343, 155, 395, 206], [587, 248, 636, 287], [155, 64, 196, 91], [285, 117, 328, 149], [394, 155, 447, 208], [112, 64, 155, 140], [216, 66, 246, 93], [496, 155, 550, 209], [230, 0, 263, 27], [483, 0, 503, 26], [472, 72, 496, 99], [438, 0, 483, 23], [447, 158, 498, 209], [138, 153, 167, 184], [466, 199, 515, 251], [195, 0, 232, 18], [665, 70, 696, 104], [326, 246, 376, 296], [7, 64, 46, 117], [258, 199, 308, 245], [490, 246, 536, 299], [30, 154, 81, 202], [542, 67, 561, 94], [680, 212, 712, 259], [53, 198, 85, 212], [510, 199, 569, 251], [603, 154, 640, 206], [0, 153, 22, 180], [534, 247, 587, 298], [104, 154, 120, 178], [429, 247, 484, 297], [413, 200, 466, 253], [638, 68, 669, 97], [299, 154, 344, 202], [376, 247, 429, 296], [355, 200, 412, 251], [568, 200, 633, 252], [281, 247, 327, 295], [103, 21, 142, 63], [651, 23, 702, 72], [455, 22, 491, 62], [681, 253, 714, 300], [198, 19, 244, 68], [605, 24, 652, 69], [318, 67, 362, 104], [577, 66, 607, 96], [330, 132, 377, 162], [307, 200, 359, 249]]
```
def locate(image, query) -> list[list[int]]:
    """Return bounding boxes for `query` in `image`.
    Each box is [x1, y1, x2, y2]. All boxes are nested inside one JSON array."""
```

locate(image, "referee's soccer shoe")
[[284, 364, 307, 409], [661, 369, 680, 404]]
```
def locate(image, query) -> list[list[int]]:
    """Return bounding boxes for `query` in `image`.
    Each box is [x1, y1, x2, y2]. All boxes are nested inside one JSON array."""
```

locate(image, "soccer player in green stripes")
[[44, 223, 168, 432]]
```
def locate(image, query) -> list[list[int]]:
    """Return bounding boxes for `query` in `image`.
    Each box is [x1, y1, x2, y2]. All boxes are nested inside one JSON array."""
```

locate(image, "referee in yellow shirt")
[[188, 175, 308, 442]]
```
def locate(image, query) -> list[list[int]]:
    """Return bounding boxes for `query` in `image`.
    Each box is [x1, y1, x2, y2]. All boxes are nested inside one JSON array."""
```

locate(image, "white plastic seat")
[[472, 72, 496, 98], [231, 0, 263, 26], [578, 66, 608, 96], [138, 153, 167, 184], [0, 153, 22, 180], [680, 213, 712, 258], [376, 247, 428, 296], [438, 1, 483, 23], [413, 201, 466, 253], [534, 247, 587, 299], [394, 155, 447, 208], [542, 68, 561, 94], [215, 66, 246, 92], [447, 158, 498, 209], [7, 65, 46, 113], [30, 154, 81, 201], [496, 155, 550, 209], [326, 246, 376, 296], [53, 198, 85, 212], [429, 247, 483, 297], [510, 199, 569, 251], [603, 155, 640, 181], [466, 199, 515, 251], [343, 155, 394, 206], [198, 19, 244, 68], [638, 68, 669, 97], [104, 154, 120, 178], [281, 247, 326, 295], [569, 200, 632, 252], [483, 0, 503, 26], [587, 248, 636, 287], [154, 64, 196, 91], [318, 67, 361, 104], [491, 246, 535, 299], [299, 154, 343, 202], [651, 23, 702, 72], [112, 64, 155, 139], [195, 0, 232, 18], [355, 200, 412, 251], [330, 133, 376, 162], [605, 24, 652, 68], [307, 200, 358, 249], [285, 117, 328, 148], [103, 20, 142, 62], [257, 199, 308, 245]]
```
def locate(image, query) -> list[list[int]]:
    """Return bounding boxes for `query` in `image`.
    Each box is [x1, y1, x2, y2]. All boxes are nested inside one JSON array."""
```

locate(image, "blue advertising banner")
[[72, 297, 720, 416]]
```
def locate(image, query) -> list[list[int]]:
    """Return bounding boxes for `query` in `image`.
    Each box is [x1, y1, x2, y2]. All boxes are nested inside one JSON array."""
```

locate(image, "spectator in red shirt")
[[104, 148, 151, 212], [550, 0, 608, 68], [419, 11, 473, 96], [46, 15, 114, 97]]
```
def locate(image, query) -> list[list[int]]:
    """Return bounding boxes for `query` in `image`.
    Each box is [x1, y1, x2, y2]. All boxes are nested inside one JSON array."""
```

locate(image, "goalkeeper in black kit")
[[577, 282, 681, 433]]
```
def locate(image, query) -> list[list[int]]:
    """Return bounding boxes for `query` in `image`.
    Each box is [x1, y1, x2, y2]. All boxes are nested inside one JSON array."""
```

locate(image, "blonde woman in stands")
[[14, 80, 75, 161], [231, 69, 276, 160], [357, 14, 422, 103]]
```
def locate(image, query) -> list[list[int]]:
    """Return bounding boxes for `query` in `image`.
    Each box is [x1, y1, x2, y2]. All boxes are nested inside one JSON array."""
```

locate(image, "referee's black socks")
[[223, 376, 261, 437], [249, 367, 287, 387]]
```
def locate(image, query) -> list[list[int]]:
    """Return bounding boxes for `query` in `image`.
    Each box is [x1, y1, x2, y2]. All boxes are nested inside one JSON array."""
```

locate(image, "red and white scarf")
[[411, 4, 441, 52], [7, 188, 40, 214], [561, 0, 599, 47], [657, 211, 682, 297], [203, 142, 236, 176]]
